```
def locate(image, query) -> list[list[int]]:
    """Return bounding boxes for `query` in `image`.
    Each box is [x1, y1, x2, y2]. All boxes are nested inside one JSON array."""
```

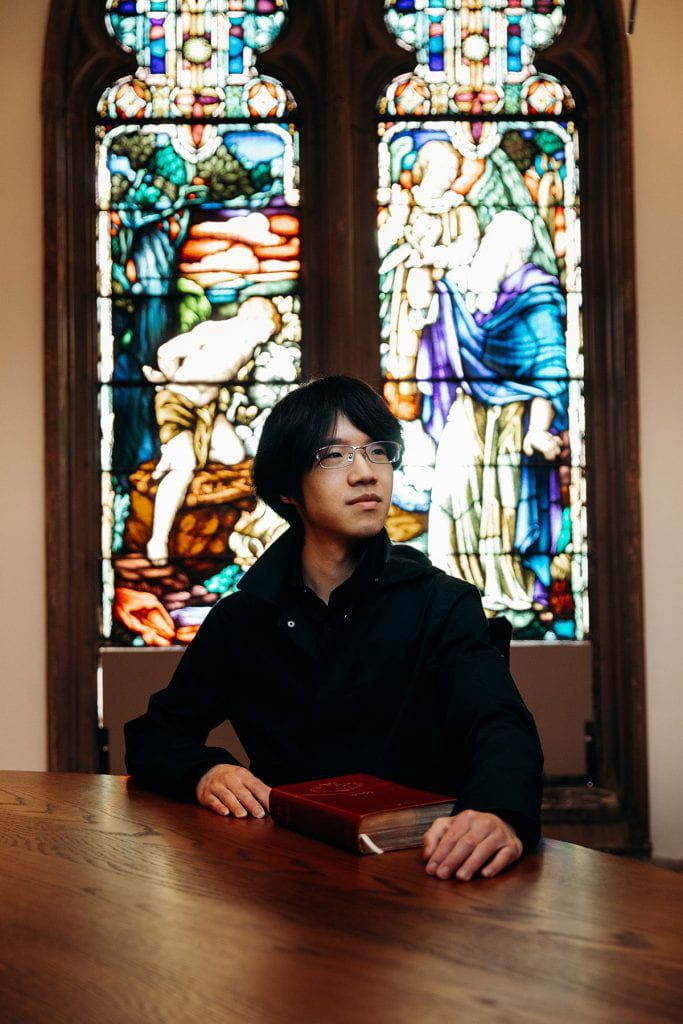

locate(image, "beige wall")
[[0, 1, 48, 769], [0, 2, 681, 855], [626, 0, 683, 860]]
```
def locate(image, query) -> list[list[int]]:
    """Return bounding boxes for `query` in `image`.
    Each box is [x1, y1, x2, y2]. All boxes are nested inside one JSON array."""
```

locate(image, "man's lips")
[[348, 494, 382, 506]]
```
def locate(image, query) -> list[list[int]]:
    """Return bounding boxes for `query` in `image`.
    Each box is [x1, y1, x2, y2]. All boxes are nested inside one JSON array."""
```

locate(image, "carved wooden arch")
[[44, 0, 647, 849]]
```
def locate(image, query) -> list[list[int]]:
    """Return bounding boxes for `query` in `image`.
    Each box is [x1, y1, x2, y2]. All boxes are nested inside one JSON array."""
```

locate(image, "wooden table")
[[1, 772, 681, 1023]]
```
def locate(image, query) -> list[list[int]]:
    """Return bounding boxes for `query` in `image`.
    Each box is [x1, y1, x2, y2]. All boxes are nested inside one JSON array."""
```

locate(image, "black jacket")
[[125, 528, 543, 848]]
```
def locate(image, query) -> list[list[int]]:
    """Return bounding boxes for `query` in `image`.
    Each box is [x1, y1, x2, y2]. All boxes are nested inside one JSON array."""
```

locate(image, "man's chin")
[[348, 519, 387, 541]]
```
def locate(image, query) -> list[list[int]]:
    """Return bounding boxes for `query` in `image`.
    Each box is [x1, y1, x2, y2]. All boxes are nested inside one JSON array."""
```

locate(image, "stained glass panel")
[[379, 0, 587, 640], [99, 0, 299, 646]]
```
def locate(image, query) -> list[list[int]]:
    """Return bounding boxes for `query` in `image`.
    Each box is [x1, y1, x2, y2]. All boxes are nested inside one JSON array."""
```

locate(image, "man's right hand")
[[195, 764, 271, 819]]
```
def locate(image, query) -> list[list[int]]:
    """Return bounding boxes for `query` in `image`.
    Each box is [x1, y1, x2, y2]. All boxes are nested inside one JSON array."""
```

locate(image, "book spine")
[[270, 793, 364, 853]]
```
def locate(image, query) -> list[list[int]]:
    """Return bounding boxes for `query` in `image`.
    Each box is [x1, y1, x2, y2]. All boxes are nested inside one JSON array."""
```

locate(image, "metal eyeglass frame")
[[313, 441, 402, 469]]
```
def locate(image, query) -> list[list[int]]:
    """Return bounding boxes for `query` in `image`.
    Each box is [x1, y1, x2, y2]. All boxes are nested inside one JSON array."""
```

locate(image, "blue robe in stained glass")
[[417, 264, 568, 593]]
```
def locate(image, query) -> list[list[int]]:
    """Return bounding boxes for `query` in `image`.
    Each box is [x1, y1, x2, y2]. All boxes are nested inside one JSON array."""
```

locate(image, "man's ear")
[[280, 493, 301, 511]]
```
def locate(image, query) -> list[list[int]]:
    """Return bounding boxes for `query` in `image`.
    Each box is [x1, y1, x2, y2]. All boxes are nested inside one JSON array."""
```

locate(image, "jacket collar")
[[238, 523, 440, 608], [238, 526, 392, 608]]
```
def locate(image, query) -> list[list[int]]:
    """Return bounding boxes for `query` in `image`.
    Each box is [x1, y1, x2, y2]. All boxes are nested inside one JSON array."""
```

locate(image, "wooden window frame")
[[43, 0, 648, 849]]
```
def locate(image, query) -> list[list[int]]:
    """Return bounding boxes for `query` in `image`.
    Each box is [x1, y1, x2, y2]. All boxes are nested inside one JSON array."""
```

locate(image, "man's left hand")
[[423, 810, 523, 881]]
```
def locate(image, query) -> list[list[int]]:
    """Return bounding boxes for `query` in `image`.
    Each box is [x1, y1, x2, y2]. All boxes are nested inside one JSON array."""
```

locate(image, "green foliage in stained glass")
[[197, 147, 258, 201]]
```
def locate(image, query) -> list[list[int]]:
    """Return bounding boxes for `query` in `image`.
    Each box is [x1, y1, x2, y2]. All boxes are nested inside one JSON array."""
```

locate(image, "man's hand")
[[423, 810, 523, 881], [196, 764, 271, 819]]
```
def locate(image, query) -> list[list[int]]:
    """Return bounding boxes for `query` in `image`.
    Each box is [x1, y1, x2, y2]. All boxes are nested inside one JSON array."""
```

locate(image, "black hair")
[[252, 376, 403, 525]]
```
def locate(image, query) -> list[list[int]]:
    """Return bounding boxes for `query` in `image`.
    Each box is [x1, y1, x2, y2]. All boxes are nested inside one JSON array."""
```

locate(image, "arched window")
[[377, 1, 585, 643], [45, 0, 646, 851], [97, 2, 300, 649]]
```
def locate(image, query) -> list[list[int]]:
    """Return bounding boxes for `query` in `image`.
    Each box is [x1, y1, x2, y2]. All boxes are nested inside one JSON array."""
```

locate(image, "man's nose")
[[347, 448, 377, 481]]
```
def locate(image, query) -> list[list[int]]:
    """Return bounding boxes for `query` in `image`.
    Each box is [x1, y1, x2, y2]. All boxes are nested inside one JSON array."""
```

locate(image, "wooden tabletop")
[[1, 771, 681, 1023]]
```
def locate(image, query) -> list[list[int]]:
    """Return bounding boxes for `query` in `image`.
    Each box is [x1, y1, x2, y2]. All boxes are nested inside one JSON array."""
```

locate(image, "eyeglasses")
[[313, 441, 402, 470]]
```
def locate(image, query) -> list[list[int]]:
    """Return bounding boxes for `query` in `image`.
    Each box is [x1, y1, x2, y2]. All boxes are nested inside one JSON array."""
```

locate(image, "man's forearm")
[[124, 712, 241, 802]]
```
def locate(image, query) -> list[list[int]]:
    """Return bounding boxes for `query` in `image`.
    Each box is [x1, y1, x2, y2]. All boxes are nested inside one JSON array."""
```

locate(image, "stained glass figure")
[[98, 0, 299, 646], [379, 0, 586, 640]]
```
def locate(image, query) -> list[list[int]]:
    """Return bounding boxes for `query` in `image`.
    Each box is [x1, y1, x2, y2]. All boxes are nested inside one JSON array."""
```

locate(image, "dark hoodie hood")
[[238, 525, 440, 607]]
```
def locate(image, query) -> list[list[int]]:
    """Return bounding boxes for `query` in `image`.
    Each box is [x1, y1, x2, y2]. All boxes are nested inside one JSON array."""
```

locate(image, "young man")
[[125, 376, 543, 881]]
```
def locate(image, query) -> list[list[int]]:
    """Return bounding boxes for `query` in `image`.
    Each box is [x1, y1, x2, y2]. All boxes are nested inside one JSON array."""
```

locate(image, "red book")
[[269, 773, 455, 854]]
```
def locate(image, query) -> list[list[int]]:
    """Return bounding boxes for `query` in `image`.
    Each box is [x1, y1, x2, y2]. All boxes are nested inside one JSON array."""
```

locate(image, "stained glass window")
[[379, 0, 585, 640], [97, 0, 300, 647]]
